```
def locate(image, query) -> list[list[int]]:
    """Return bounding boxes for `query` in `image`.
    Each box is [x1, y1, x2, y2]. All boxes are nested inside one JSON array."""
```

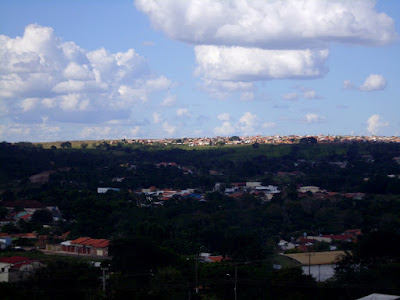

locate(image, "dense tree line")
[[1, 141, 400, 298]]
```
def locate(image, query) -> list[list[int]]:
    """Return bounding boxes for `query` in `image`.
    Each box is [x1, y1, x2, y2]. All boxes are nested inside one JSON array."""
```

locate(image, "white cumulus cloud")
[[195, 46, 329, 82], [367, 114, 389, 135], [360, 74, 387, 91], [136, 0, 396, 99], [0, 24, 172, 118], [135, 0, 396, 48]]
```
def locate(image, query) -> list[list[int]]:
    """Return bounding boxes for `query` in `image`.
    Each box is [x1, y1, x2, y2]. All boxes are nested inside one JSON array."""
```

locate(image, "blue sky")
[[1, 0, 399, 142]]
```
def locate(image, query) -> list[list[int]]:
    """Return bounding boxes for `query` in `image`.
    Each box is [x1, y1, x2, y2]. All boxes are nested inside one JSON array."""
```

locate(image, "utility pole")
[[101, 267, 107, 293], [234, 263, 237, 300], [306, 253, 315, 276], [195, 258, 199, 294]]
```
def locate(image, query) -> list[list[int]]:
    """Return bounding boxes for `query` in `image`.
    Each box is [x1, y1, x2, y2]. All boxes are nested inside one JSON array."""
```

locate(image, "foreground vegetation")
[[1, 140, 400, 299]]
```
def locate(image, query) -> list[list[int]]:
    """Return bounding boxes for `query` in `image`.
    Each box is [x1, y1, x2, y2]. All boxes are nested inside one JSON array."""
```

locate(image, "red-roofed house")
[[0, 256, 42, 282], [59, 237, 110, 257], [322, 234, 356, 242], [204, 256, 231, 263]]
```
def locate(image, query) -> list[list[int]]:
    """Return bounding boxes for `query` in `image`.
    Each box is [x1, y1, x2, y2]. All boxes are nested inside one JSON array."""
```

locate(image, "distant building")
[[283, 251, 345, 282], [47, 237, 110, 257], [0, 256, 43, 283], [298, 186, 321, 193], [97, 187, 120, 193]]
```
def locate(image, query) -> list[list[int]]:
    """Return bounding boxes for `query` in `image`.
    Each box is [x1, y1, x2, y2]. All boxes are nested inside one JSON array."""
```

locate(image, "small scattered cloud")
[[367, 114, 389, 135], [303, 89, 320, 99], [360, 74, 387, 92], [161, 94, 176, 106], [162, 121, 177, 136], [214, 121, 235, 136], [345, 74, 387, 92], [305, 113, 326, 123], [217, 113, 230, 121], [200, 79, 253, 99], [153, 112, 162, 124], [343, 79, 357, 90], [283, 87, 321, 101], [81, 126, 112, 139], [20, 98, 39, 112], [130, 126, 141, 137], [263, 122, 276, 129], [239, 112, 258, 135], [176, 108, 190, 117], [282, 92, 299, 101], [240, 91, 254, 101], [142, 41, 155, 46]]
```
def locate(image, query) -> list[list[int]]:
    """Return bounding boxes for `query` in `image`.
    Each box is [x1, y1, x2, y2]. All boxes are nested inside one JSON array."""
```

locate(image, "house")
[[0, 256, 42, 282], [53, 237, 110, 257], [204, 256, 230, 263], [283, 251, 345, 282], [246, 182, 262, 188], [255, 185, 280, 193], [298, 186, 321, 193], [112, 177, 125, 182], [97, 187, 120, 194], [0, 236, 12, 249], [278, 239, 295, 251], [322, 234, 356, 243], [3, 200, 45, 214]]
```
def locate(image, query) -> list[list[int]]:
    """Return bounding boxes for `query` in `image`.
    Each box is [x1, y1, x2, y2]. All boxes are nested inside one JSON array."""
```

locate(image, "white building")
[[0, 257, 42, 283]]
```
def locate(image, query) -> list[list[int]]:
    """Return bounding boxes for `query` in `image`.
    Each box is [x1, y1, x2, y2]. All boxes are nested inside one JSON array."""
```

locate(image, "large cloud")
[[0, 24, 171, 115], [135, 0, 396, 48], [136, 0, 395, 98], [195, 46, 329, 81]]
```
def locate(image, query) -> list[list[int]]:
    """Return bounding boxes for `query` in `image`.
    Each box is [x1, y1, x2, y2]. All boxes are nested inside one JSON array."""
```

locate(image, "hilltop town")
[[111, 134, 400, 147]]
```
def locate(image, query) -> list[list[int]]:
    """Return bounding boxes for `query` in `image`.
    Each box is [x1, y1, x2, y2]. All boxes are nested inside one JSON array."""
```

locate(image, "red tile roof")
[[0, 256, 30, 264], [228, 193, 243, 198], [70, 237, 109, 248], [206, 256, 231, 263], [20, 214, 32, 220], [12, 260, 37, 269], [3, 200, 44, 209], [323, 234, 355, 241]]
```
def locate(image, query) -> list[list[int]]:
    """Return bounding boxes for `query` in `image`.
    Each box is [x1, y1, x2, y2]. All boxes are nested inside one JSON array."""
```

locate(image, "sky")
[[0, 0, 399, 142]]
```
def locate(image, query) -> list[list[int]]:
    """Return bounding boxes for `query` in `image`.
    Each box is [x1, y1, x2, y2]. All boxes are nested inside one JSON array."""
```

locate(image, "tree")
[[229, 136, 240, 141], [31, 209, 53, 225], [80, 143, 88, 149], [60, 141, 72, 149]]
